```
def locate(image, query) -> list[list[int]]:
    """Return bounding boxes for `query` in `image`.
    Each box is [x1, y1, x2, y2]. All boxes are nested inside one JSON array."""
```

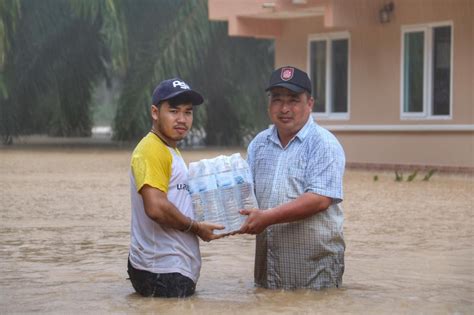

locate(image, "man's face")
[[268, 87, 314, 138], [152, 101, 193, 146]]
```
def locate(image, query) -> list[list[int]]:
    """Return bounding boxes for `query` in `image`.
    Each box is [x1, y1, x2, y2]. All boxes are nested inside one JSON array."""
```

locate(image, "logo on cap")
[[280, 67, 294, 81], [172, 80, 190, 90]]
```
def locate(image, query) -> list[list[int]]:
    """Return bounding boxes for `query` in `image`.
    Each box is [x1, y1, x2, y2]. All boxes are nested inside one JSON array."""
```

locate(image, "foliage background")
[[0, 0, 274, 146]]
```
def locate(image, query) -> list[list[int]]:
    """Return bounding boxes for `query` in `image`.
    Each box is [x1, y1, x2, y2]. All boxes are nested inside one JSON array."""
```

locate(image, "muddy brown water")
[[0, 146, 472, 314]]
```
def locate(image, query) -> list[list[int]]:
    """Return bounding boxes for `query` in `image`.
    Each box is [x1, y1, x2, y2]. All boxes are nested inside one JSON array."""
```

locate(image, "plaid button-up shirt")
[[247, 116, 345, 289]]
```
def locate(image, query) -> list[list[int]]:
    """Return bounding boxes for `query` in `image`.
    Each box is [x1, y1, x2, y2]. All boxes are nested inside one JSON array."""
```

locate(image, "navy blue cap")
[[152, 78, 204, 106], [266, 66, 312, 95]]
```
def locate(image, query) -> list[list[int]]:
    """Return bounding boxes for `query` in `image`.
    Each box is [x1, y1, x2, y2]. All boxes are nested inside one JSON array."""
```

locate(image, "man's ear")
[[151, 104, 159, 120], [308, 96, 315, 111]]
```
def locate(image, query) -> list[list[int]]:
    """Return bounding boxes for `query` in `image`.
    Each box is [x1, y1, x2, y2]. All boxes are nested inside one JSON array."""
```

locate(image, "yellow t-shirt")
[[131, 133, 172, 194], [128, 133, 200, 282]]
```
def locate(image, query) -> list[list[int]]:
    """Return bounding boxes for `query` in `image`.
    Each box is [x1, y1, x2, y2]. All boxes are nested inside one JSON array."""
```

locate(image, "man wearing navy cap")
[[127, 78, 224, 298], [240, 66, 346, 290]]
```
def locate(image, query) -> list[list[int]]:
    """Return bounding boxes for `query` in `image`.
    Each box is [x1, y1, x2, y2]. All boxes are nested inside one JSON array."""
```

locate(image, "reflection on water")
[[0, 148, 472, 314]]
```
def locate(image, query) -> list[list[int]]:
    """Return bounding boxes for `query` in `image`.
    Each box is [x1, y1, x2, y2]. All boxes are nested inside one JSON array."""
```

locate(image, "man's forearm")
[[148, 199, 192, 231], [265, 192, 331, 226], [141, 185, 192, 231], [140, 185, 225, 241]]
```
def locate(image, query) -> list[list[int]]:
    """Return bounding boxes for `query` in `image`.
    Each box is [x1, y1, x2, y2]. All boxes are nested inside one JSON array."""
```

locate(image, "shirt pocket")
[[286, 165, 306, 200]]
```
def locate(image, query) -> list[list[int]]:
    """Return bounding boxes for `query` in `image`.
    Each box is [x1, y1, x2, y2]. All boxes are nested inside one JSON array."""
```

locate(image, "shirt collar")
[[295, 115, 315, 141], [268, 115, 315, 147]]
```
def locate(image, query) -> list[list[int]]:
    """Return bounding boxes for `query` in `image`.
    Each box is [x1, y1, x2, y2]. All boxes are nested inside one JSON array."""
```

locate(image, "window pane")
[[432, 26, 451, 115], [310, 41, 326, 112], [403, 32, 424, 112], [331, 39, 348, 113]]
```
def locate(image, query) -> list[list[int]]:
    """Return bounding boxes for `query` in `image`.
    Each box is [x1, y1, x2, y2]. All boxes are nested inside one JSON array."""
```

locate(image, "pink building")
[[209, 0, 473, 171]]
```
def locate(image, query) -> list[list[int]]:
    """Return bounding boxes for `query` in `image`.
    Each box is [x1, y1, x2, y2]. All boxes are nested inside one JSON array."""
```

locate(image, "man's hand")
[[239, 208, 270, 235], [193, 221, 226, 242], [239, 193, 332, 235]]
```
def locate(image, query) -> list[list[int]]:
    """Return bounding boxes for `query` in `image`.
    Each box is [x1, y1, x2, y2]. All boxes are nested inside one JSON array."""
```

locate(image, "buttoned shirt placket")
[[265, 127, 303, 288]]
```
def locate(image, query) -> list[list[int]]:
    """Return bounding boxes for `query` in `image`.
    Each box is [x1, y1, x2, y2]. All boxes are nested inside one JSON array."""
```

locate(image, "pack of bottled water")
[[188, 153, 258, 234]]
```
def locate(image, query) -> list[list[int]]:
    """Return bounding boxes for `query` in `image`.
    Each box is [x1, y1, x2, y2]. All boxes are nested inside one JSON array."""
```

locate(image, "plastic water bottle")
[[230, 153, 258, 210], [188, 162, 205, 222], [189, 154, 259, 234], [215, 156, 241, 232], [189, 159, 227, 234], [197, 159, 228, 234]]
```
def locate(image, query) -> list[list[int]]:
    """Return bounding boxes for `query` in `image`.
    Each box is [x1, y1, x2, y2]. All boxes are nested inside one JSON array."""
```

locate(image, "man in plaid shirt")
[[240, 66, 346, 290]]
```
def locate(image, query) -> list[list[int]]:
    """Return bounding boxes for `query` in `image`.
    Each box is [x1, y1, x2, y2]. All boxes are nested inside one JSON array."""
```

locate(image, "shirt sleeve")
[[305, 138, 345, 204], [131, 144, 172, 193], [246, 138, 257, 183]]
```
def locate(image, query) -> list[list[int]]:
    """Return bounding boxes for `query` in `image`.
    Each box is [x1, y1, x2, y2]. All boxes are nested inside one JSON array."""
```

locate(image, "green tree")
[[0, 0, 111, 143], [113, 0, 185, 141], [1, 0, 273, 146], [113, 0, 273, 146], [190, 27, 273, 146], [0, 0, 21, 144]]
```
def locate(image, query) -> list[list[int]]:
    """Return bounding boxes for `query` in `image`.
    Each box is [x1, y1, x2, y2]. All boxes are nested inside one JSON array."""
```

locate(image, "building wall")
[[273, 0, 473, 168], [208, 0, 473, 169], [337, 131, 473, 168], [275, 0, 473, 125]]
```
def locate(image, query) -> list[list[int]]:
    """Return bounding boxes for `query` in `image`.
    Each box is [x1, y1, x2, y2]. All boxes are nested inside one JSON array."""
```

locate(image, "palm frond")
[[0, 0, 21, 70], [113, 0, 188, 141], [1, 0, 110, 140], [113, 0, 274, 145], [69, 0, 128, 74]]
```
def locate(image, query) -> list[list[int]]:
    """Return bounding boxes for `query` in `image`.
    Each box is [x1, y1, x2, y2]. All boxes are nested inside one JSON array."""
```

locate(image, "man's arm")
[[239, 192, 331, 235], [140, 184, 225, 241]]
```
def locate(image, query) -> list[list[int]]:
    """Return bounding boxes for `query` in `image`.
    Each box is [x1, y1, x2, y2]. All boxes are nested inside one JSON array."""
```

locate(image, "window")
[[308, 32, 350, 119], [401, 23, 452, 119]]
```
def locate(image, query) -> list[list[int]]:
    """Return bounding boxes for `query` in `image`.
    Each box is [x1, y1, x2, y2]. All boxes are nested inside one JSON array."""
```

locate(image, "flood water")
[[0, 146, 472, 314]]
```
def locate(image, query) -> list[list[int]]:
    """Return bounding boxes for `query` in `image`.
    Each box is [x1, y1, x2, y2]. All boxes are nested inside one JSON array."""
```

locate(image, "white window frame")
[[307, 31, 350, 120], [400, 21, 453, 120]]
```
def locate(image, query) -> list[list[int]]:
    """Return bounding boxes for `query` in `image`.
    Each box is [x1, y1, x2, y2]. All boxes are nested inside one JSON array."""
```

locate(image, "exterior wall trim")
[[321, 124, 474, 132], [345, 162, 473, 175]]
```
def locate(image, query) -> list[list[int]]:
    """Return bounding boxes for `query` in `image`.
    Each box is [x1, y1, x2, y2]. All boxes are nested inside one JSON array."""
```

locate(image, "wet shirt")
[[247, 116, 346, 289], [129, 132, 200, 283]]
